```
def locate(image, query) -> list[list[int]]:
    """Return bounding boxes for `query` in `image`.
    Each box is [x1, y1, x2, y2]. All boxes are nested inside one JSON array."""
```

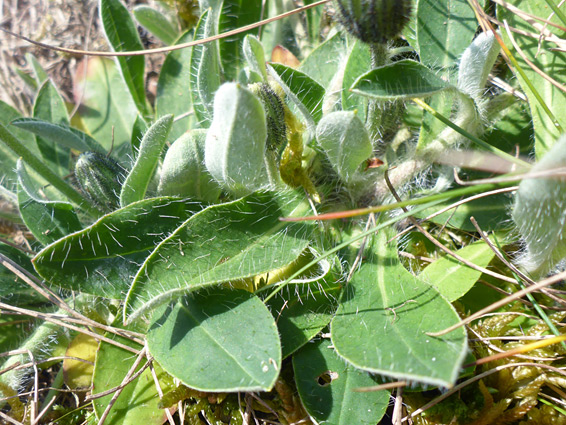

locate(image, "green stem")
[[367, 43, 402, 149], [0, 123, 102, 217]]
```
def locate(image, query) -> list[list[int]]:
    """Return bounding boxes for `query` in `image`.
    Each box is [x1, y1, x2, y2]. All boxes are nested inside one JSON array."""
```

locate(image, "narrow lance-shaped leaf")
[[331, 228, 467, 387], [11, 118, 106, 154], [498, 2, 566, 158], [243, 34, 268, 81], [147, 289, 281, 392], [99, 0, 150, 117], [120, 114, 173, 207], [268, 63, 325, 126], [124, 191, 314, 323], [155, 30, 194, 141], [189, 8, 222, 126], [17, 160, 82, 246], [351, 60, 453, 101], [33, 197, 203, 299], [133, 5, 178, 45], [33, 80, 70, 176]]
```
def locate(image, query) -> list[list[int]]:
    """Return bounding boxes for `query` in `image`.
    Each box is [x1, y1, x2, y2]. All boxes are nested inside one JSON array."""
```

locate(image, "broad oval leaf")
[[124, 191, 313, 323], [419, 239, 496, 302], [299, 32, 347, 87], [92, 332, 173, 425], [147, 288, 280, 392], [33, 197, 203, 299], [417, 0, 485, 69], [293, 339, 390, 425], [351, 60, 453, 101], [267, 274, 340, 359], [331, 230, 467, 387], [99, 0, 149, 117], [120, 114, 173, 207]]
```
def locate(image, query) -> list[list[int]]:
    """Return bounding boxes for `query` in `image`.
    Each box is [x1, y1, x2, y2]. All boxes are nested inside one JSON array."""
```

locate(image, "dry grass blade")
[[402, 362, 566, 422]]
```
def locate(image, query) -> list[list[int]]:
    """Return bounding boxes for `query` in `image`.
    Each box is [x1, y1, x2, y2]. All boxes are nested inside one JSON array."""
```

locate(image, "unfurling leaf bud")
[[512, 135, 566, 277], [316, 111, 372, 184], [75, 152, 125, 211], [204, 82, 269, 196], [333, 0, 412, 44], [249, 82, 287, 153], [158, 129, 221, 203]]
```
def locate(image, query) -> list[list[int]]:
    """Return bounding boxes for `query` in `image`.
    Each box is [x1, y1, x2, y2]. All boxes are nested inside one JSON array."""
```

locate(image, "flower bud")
[[249, 82, 287, 153], [75, 152, 125, 211], [333, 0, 412, 44]]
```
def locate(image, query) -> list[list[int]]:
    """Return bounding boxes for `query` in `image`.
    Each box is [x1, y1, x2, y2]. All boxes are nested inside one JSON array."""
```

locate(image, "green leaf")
[[341, 40, 371, 120], [0, 100, 38, 188], [351, 60, 453, 101], [331, 229, 467, 387], [299, 32, 347, 87], [498, 2, 566, 158], [268, 63, 325, 124], [133, 5, 178, 45], [416, 0, 485, 69], [99, 0, 149, 117], [190, 9, 222, 127], [11, 118, 106, 153], [204, 82, 268, 195], [416, 93, 455, 152], [147, 289, 280, 392], [267, 276, 339, 359], [130, 114, 147, 155], [120, 115, 173, 207], [155, 30, 194, 142], [26, 53, 48, 86], [0, 243, 43, 305], [124, 191, 313, 323], [316, 111, 372, 184], [92, 332, 173, 425], [33, 80, 70, 176], [420, 239, 496, 302], [74, 57, 138, 159], [17, 160, 82, 246], [243, 34, 268, 81], [293, 339, 390, 425], [158, 129, 221, 203], [414, 193, 513, 232], [216, 0, 262, 81], [32, 197, 202, 299]]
